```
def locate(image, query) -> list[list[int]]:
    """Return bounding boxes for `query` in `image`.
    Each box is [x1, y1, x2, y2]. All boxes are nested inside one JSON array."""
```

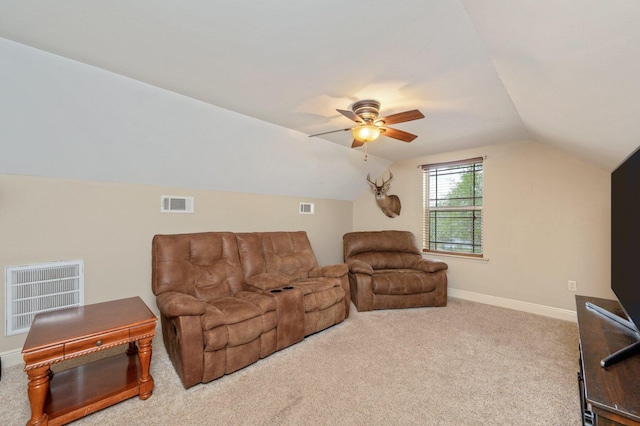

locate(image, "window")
[[422, 157, 483, 256]]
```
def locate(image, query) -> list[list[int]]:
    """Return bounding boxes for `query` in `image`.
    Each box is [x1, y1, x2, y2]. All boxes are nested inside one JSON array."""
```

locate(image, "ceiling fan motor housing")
[[352, 100, 380, 122]]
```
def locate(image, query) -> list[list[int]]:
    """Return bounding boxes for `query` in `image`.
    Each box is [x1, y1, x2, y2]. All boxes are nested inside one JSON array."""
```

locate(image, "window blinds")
[[421, 157, 484, 256]]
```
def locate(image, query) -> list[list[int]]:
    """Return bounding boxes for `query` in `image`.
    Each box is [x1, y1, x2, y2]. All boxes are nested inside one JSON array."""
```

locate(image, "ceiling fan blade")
[[381, 127, 418, 143], [377, 109, 425, 125], [351, 139, 364, 148], [337, 109, 363, 123], [308, 127, 352, 137]]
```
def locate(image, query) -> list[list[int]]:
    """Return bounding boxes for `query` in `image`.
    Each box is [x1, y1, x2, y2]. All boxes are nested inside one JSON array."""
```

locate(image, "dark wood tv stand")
[[576, 296, 640, 426]]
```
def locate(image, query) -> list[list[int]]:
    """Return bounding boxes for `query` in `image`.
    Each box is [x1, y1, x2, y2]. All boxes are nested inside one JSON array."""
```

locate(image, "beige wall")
[[354, 140, 613, 311], [0, 141, 614, 355], [0, 173, 352, 353]]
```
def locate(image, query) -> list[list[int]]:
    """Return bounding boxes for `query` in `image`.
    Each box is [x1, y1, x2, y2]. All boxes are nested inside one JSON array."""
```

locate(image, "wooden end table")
[[22, 297, 157, 426]]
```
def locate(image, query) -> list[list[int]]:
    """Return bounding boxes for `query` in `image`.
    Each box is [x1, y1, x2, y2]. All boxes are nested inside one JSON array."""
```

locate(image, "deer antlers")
[[367, 172, 393, 192]]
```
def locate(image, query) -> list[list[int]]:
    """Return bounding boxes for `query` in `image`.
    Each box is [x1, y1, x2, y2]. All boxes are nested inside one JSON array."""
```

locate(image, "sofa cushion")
[[203, 325, 229, 351], [201, 297, 271, 351], [195, 282, 232, 303], [343, 230, 422, 259], [201, 305, 227, 331], [265, 232, 317, 274], [226, 316, 264, 347], [295, 280, 345, 312], [237, 231, 318, 281], [210, 297, 264, 324], [152, 232, 245, 297], [350, 251, 422, 270], [371, 269, 439, 295], [234, 290, 278, 312]]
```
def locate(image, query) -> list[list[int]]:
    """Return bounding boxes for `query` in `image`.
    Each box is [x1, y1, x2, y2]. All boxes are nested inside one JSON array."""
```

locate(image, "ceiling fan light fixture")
[[308, 100, 424, 147], [352, 124, 381, 143]]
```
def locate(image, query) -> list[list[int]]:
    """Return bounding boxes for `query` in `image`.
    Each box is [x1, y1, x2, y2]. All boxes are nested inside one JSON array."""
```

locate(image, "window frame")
[[421, 157, 484, 258]]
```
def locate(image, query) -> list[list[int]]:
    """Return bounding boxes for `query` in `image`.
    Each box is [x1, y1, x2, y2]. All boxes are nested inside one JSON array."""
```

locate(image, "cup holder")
[[270, 289, 282, 293], [283, 286, 294, 290]]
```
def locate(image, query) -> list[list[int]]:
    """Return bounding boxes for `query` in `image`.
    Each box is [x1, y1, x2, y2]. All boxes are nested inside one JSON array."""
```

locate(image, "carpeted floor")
[[0, 298, 582, 425]]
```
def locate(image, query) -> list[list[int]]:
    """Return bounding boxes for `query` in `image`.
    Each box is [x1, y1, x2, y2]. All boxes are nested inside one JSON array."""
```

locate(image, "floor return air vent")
[[5, 260, 84, 336]]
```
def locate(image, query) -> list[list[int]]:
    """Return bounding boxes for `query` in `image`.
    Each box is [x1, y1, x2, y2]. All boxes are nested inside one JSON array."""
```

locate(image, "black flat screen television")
[[588, 145, 640, 367]]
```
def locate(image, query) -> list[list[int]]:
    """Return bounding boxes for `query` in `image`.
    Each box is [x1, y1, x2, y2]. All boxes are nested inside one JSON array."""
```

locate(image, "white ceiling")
[[1, 0, 639, 172]]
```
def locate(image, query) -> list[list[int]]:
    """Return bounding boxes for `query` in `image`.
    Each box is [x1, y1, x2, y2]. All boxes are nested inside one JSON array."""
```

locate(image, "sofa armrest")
[[346, 259, 374, 275], [244, 273, 292, 291], [309, 263, 348, 278], [160, 313, 204, 389], [412, 258, 448, 273], [156, 291, 207, 318]]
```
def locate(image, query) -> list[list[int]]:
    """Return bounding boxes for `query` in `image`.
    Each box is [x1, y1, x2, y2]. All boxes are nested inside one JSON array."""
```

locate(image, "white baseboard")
[[1, 348, 23, 369], [449, 288, 577, 322]]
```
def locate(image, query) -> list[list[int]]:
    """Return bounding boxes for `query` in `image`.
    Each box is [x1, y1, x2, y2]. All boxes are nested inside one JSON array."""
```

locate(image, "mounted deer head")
[[367, 172, 401, 218]]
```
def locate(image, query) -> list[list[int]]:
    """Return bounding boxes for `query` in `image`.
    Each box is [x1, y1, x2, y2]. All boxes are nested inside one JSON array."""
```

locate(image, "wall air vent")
[[299, 202, 315, 214], [5, 260, 84, 336], [161, 195, 194, 213]]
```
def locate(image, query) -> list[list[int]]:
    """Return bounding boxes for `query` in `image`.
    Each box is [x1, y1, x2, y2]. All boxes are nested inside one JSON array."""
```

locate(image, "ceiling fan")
[[309, 100, 425, 148]]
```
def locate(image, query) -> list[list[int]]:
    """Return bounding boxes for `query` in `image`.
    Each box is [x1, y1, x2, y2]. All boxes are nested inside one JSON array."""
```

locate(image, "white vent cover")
[[161, 195, 194, 213], [5, 260, 84, 336], [299, 202, 315, 214]]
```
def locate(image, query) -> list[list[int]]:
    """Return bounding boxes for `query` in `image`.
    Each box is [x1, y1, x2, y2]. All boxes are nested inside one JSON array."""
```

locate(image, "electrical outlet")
[[568, 280, 577, 292]]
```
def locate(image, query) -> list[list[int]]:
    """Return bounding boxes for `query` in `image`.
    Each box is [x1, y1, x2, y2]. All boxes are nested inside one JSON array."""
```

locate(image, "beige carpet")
[[0, 298, 582, 425]]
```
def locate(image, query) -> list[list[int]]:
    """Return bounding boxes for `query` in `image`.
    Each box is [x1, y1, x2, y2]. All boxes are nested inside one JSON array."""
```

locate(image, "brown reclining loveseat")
[[343, 230, 448, 311], [152, 231, 349, 388]]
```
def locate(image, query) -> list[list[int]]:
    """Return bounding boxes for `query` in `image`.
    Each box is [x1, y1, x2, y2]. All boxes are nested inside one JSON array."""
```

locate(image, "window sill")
[[422, 252, 490, 262]]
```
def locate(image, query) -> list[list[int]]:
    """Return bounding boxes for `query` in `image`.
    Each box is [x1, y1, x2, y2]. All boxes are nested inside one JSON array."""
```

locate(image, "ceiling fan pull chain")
[[364, 143, 368, 162]]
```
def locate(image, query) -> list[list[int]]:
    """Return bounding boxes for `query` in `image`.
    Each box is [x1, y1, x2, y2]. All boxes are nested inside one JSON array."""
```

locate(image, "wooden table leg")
[[26, 365, 50, 426], [137, 337, 154, 400], [126, 341, 138, 355]]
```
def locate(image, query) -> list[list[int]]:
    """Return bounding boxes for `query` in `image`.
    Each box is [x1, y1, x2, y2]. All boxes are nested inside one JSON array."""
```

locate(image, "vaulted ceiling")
[[1, 0, 639, 198]]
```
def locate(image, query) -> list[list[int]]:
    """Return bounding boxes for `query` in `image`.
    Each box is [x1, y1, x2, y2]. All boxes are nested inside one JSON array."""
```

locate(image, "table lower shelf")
[[44, 353, 142, 425]]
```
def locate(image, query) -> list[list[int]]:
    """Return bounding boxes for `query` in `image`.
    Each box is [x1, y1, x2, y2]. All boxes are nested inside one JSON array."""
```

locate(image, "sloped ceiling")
[[463, 0, 640, 171], [1, 0, 639, 199]]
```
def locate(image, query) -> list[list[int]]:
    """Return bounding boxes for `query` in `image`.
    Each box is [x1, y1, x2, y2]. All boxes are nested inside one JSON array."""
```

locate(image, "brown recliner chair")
[[343, 230, 448, 311], [152, 232, 278, 388]]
